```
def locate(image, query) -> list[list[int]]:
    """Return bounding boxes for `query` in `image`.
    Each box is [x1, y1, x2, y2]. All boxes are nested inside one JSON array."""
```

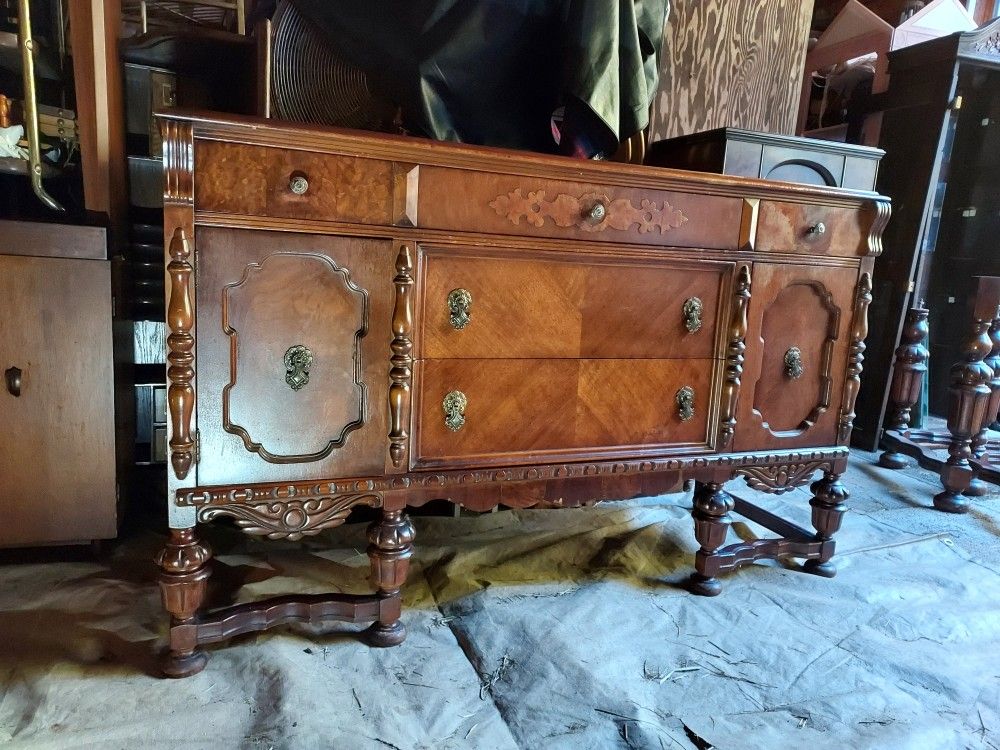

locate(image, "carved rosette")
[[489, 188, 688, 235], [718, 265, 751, 449], [388, 243, 415, 468], [838, 272, 873, 442], [738, 461, 831, 494], [199, 493, 381, 540], [167, 227, 196, 479]]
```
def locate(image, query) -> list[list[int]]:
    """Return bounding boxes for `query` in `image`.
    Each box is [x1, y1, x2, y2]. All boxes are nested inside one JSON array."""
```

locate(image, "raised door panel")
[[735, 263, 858, 451], [413, 358, 717, 469], [195, 228, 393, 485], [420, 248, 730, 360], [0, 256, 116, 545]]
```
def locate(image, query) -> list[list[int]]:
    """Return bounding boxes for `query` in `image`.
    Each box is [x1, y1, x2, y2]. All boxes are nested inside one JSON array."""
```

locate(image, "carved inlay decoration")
[[838, 272, 873, 442], [199, 493, 381, 540], [388, 243, 415, 468], [738, 461, 831, 494], [489, 188, 688, 235], [718, 265, 752, 450], [167, 226, 195, 480]]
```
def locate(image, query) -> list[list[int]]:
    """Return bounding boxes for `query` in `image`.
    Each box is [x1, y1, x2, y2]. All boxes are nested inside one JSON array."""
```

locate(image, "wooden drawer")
[[420, 248, 731, 360], [413, 358, 717, 468], [417, 165, 743, 250], [194, 141, 394, 224], [755, 201, 872, 257]]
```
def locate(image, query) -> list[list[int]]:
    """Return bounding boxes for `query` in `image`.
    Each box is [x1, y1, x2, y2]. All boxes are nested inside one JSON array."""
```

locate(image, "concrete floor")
[[1, 450, 999, 749]]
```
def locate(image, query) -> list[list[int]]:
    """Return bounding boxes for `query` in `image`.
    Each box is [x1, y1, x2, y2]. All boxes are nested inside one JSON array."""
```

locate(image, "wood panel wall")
[[649, 0, 816, 141]]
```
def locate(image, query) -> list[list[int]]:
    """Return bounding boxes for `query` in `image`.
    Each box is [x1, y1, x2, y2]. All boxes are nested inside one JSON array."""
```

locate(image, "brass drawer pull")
[[5, 366, 22, 397], [288, 172, 309, 195], [806, 222, 826, 237], [443, 390, 467, 432], [284, 345, 313, 391], [586, 201, 607, 223], [676, 385, 695, 422], [784, 347, 804, 379], [447, 288, 472, 330], [682, 297, 703, 333]]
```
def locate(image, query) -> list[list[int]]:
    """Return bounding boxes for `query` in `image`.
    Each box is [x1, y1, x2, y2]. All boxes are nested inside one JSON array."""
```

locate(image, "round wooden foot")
[[933, 491, 970, 514], [688, 573, 722, 597], [803, 559, 837, 578], [963, 477, 988, 497], [366, 620, 406, 647], [877, 451, 908, 470], [161, 649, 208, 678]]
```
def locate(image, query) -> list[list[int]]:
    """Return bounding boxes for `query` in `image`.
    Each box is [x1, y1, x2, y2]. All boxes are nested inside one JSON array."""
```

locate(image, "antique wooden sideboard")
[[156, 111, 889, 677]]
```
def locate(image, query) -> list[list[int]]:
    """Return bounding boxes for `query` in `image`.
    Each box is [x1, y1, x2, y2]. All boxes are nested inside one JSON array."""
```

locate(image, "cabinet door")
[[735, 263, 859, 451], [0, 256, 116, 546], [195, 228, 393, 485]]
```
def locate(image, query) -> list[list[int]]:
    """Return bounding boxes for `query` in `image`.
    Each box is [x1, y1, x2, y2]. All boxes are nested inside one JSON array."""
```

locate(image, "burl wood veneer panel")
[[413, 358, 717, 468], [419, 247, 732, 360], [648, 0, 815, 141], [755, 201, 874, 258]]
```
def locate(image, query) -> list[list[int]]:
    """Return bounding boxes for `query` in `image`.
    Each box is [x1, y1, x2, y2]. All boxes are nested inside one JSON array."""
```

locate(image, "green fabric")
[[290, 0, 669, 153]]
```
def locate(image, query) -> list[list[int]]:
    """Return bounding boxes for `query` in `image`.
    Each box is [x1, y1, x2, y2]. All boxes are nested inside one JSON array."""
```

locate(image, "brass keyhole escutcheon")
[[443, 390, 467, 432], [284, 345, 313, 391], [448, 288, 472, 330], [682, 297, 703, 333], [784, 347, 804, 379], [676, 385, 695, 422]]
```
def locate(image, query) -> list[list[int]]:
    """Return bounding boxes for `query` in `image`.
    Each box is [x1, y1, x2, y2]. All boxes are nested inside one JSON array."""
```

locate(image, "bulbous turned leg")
[[878, 307, 929, 470], [803, 472, 848, 578], [156, 527, 212, 678], [365, 509, 415, 647], [688, 481, 735, 597]]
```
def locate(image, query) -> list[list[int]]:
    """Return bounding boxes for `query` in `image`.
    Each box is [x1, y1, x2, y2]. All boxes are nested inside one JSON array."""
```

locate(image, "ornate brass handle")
[[447, 288, 472, 330], [676, 385, 695, 422], [682, 297, 703, 333], [288, 172, 309, 195], [284, 345, 313, 391], [443, 390, 467, 432], [586, 202, 607, 223], [784, 347, 804, 379], [5, 366, 22, 397], [806, 222, 826, 237]]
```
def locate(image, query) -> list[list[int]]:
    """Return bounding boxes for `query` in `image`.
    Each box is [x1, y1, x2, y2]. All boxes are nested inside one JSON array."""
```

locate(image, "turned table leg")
[[689, 481, 735, 597], [879, 307, 929, 469], [156, 527, 212, 678], [966, 312, 1000, 497], [803, 471, 848, 578], [366, 509, 415, 646], [934, 313, 994, 513]]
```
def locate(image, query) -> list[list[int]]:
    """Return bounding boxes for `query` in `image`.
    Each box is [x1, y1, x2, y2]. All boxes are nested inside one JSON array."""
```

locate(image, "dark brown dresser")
[[155, 112, 889, 677]]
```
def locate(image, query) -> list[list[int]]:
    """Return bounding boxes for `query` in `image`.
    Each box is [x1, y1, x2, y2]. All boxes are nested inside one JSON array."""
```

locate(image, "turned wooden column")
[[934, 314, 995, 513], [689, 481, 735, 597], [878, 307, 929, 469], [966, 311, 1000, 496], [156, 527, 212, 677], [802, 471, 848, 578], [366, 509, 415, 646]]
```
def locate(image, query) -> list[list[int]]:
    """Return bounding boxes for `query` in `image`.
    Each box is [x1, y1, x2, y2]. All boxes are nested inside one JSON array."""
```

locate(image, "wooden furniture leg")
[[966, 312, 1000, 496], [878, 307, 929, 469], [365, 509, 415, 646], [156, 527, 212, 678], [689, 481, 735, 597], [802, 471, 848, 578], [934, 314, 995, 513]]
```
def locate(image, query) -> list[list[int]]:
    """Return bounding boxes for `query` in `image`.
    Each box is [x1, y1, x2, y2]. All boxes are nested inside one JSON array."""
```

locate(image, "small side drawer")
[[412, 358, 717, 468], [755, 201, 872, 257], [194, 141, 393, 224], [416, 165, 743, 250], [420, 248, 731, 360]]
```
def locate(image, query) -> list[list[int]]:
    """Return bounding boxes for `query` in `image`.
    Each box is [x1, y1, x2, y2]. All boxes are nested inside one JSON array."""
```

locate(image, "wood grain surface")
[[649, 0, 815, 141]]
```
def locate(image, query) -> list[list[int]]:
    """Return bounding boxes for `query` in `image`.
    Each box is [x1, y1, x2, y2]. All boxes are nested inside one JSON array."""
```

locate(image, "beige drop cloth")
[[1, 452, 999, 749]]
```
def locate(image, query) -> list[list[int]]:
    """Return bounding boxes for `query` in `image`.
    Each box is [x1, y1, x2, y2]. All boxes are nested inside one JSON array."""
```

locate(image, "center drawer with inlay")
[[418, 248, 734, 360], [412, 358, 719, 469]]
